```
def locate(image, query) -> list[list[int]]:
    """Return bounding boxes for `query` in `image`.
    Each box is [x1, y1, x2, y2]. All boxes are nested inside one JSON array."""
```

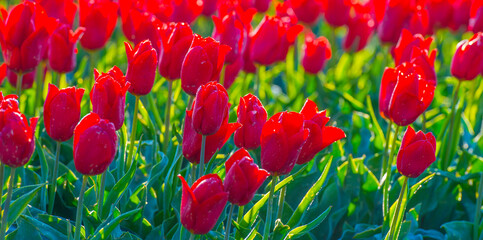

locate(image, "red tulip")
[[155, 0, 203, 23], [397, 126, 436, 178], [0, 106, 38, 168], [202, 0, 219, 16], [0, 64, 5, 86], [343, 2, 376, 52], [451, 32, 483, 81], [296, 99, 345, 164], [74, 112, 118, 175], [470, 0, 483, 33], [35, 0, 77, 26], [91, 66, 130, 130], [48, 24, 85, 73], [451, 0, 472, 31], [223, 56, 244, 89], [224, 148, 269, 206], [407, 46, 437, 85], [379, 62, 435, 126], [191, 82, 230, 136], [302, 33, 331, 74], [290, 0, 323, 25], [159, 22, 194, 80], [183, 103, 241, 164], [79, 0, 118, 50], [6, 67, 37, 90], [125, 40, 158, 96], [322, 0, 351, 27], [254, 0, 271, 12], [427, 0, 453, 30], [181, 35, 231, 96], [250, 15, 303, 66], [0, 92, 19, 111], [242, 34, 256, 73], [392, 29, 433, 66], [377, 0, 414, 44], [178, 174, 228, 234], [0, 2, 51, 73], [234, 94, 267, 150], [406, 4, 429, 36], [261, 111, 308, 175], [275, 2, 299, 27], [44, 84, 84, 142]]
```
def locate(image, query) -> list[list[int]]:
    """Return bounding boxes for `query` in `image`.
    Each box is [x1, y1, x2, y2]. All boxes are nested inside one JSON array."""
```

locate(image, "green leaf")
[[287, 157, 333, 227], [409, 174, 435, 198], [284, 207, 331, 240], [244, 221, 261, 240], [89, 208, 142, 240], [17, 215, 67, 239], [35, 138, 49, 211], [7, 184, 44, 226], [353, 225, 382, 239], [442, 221, 473, 240]]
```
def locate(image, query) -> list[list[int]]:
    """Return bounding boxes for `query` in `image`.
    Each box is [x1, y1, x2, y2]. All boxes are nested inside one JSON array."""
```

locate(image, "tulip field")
[[1, 0, 483, 239]]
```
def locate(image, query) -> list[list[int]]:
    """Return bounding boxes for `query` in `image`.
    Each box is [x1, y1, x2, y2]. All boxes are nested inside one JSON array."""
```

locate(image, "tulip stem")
[[263, 175, 278, 240], [442, 80, 462, 170], [277, 185, 286, 220], [199, 135, 207, 179], [16, 72, 23, 97], [225, 204, 235, 240], [383, 126, 400, 218], [474, 173, 483, 240], [164, 81, 173, 153], [235, 205, 244, 236], [34, 61, 46, 116], [380, 121, 393, 181], [126, 95, 140, 171], [74, 175, 88, 240], [387, 176, 408, 240], [48, 141, 61, 214], [189, 233, 195, 240], [190, 164, 197, 184], [0, 168, 15, 239], [220, 64, 226, 86], [98, 171, 106, 219]]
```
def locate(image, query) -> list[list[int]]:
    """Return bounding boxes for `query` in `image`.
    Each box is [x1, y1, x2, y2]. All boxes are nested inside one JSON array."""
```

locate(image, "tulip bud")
[[73, 112, 118, 175], [234, 94, 267, 150], [322, 0, 351, 27], [254, 0, 271, 13], [290, 0, 323, 25], [202, 0, 219, 16], [302, 33, 331, 74], [44, 84, 84, 142], [159, 22, 194, 80], [125, 40, 158, 96], [6, 67, 37, 90], [427, 0, 453, 30], [0, 106, 38, 168], [37, 0, 78, 26], [91, 66, 130, 130], [451, 32, 483, 81], [181, 35, 231, 96], [343, 3, 376, 52], [224, 148, 269, 206], [451, 0, 472, 31], [296, 99, 345, 164], [406, 5, 429, 36], [379, 62, 435, 126], [192, 82, 230, 136], [223, 57, 244, 89], [377, 0, 413, 44], [397, 126, 436, 178], [243, 35, 256, 73], [0, 2, 51, 73], [178, 174, 228, 234], [154, 0, 203, 23], [79, 0, 118, 50], [183, 103, 241, 164], [48, 25, 85, 73], [470, 0, 483, 33], [261, 111, 309, 176]]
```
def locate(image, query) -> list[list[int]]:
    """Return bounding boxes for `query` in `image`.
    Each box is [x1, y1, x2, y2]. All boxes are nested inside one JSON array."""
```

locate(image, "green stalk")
[[224, 204, 235, 240], [163, 81, 173, 153], [276, 185, 286, 220], [126, 95, 140, 171], [220, 64, 226, 86], [190, 164, 197, 184], [34, 61, 46, 116], [474, 173, 483, 240], [263, 175, 278, 240], [0, 168, 15, 239], [235, 205, 244, 236], [74, 176, 88, 240], [199, 135, 207, 179], [98, 171, 106, 219], [442, 80, 462, 170], [387, 176, 408, 240], [422, 112, 427, 132], [380, 121, 393, 181], [48, 141, 61, 214], [16, 72, 23, 97], [383, 126, 400, 218], [189, 233, 195, 240]]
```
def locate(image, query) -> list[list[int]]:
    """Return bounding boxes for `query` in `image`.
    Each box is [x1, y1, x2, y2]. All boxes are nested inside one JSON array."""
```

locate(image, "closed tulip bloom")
[[451, 0, 472, 31], [379, 62, 435, 126], [377, 0, 413, 44], [254, 0, 271, 12], [0, 108, 38, 168], [427, 0, 453, 30], [343, 2, 375, 52], [397, 126, 436, 178], [202, 0, 219, 16], [234, 94, 267, 150], [44, 84, 84, 142], [6, 67, 37, 90], [0, 92, 19, 111], [302, 33, 331, 74], [392, 29, 433, 66], [261, 111, 309, 176], [181, 35, 231, 96], [0, 2, 51, 73], [125, 40, 158, 96], [408, 47, 437, 85], [169, 0, 204, 23], [192, 82, 229, 135], [159, 22, 193, 80], [243, 35, 256, 73], [224, 148, 269, 206], [296, 99, 345, 164], [36, 0, 77, 26], [178, 174, 228, 235], [79, 0, 118, 50], [322, 0, 351, 27], [451, 32, 483, 81], [223, 56, 244, 89], [290, 0, 323, 25], [91, 66, 130, 130], [48, 25, 85, 73], [74, 112, 117, 175], [470, 0, 483, 33], [406, 4, 429, 36], [183, 104, 241, 164]]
